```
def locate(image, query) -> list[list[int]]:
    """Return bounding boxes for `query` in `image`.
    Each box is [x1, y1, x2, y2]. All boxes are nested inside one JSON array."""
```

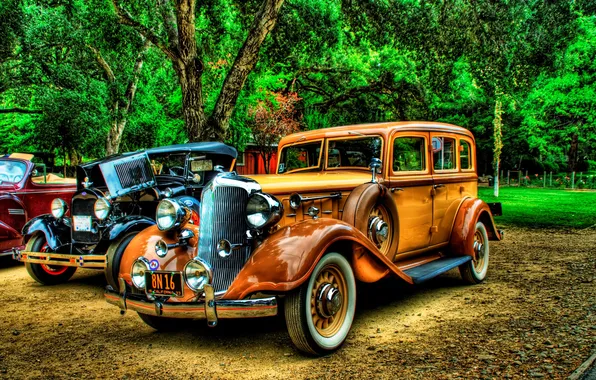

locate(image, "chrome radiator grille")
[[198, 185, 251, 293], [71, 196, 100, 243]]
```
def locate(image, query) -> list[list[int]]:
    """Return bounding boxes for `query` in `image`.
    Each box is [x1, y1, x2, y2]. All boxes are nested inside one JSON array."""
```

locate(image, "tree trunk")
[[492, 95, 503, 197], [209, 0, 285, 141], [567, 132, 578, 172]]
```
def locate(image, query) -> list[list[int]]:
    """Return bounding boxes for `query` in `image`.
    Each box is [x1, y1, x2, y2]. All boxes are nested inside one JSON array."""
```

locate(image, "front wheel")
[[284, 252, 356, 355], [24, 233, 76, 285], [459, 221, 490, 284]]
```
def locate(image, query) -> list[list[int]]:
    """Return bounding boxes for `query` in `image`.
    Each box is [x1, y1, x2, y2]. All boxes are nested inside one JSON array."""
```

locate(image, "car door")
[[430, 133, 476, 245], [389, 131, 433, 256]]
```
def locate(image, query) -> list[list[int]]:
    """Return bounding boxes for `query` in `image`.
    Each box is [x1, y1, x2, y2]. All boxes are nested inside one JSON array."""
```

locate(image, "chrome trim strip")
[[8, 209, 25, 215], [12, 249, 106, 268], [105, 286, 278, 320]]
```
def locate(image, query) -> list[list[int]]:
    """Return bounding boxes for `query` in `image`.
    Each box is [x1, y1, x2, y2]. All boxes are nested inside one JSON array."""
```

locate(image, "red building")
[[235, 144, 278, 175]]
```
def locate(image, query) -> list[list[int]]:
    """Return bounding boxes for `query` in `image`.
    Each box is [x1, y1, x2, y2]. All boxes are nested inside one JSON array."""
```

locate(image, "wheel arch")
[[449, 198, 501, 257], [223, 219, 412, 300], [105, 216, 156, 241], [22, 214, 69, 250]]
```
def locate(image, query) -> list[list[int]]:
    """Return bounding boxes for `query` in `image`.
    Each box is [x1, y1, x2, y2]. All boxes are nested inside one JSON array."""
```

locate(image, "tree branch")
[[88, 45, 115, 83], [211, 0, 285, 136], [0, 108, 43, 114], [111, 0, 179, 62]]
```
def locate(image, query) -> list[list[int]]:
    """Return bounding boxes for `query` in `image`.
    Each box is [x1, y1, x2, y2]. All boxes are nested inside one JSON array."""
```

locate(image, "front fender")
[[105, 216, 156, 241], [449, 198, 502, 257], [22, 214, 70, 250], [223, 219, 413, 300]]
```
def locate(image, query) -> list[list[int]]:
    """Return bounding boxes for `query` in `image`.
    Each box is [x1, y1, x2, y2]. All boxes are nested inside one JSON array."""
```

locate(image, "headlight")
[[155, 239, 168, 258], [184, 258, 212, 291], [246, 193, 283, 229], [93, 197, 111, 220], [131, 258, 150, 289], [156, 199, 190, 231], [51, 198, 68, 218]]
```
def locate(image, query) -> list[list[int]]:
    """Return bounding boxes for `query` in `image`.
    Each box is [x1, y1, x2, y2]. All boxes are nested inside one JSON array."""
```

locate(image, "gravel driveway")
[[1, 227, 594, 379]]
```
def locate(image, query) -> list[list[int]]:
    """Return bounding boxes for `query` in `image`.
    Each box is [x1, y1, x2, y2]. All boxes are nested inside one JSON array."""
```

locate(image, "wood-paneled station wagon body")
[[0, 153, 76, 256], [106, 122, 502, 355], [13, 143, 236, 287]]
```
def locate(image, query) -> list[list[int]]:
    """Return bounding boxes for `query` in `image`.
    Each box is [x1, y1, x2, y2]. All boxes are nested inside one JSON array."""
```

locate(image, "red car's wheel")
[[24, 233, 76, 285]]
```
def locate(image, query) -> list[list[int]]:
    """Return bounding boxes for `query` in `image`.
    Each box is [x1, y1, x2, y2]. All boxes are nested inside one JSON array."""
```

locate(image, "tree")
[[249, 90, 301, 173], [111, 0, 285, 142]]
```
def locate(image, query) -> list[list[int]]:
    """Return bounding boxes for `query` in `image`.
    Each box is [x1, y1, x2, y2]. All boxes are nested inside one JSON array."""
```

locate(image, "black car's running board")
[[403, 256, 472, 284]]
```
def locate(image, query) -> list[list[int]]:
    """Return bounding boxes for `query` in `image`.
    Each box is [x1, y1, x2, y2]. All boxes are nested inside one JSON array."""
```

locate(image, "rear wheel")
[[285, 252, 356, 355], [459, 222, 490, 284], [105, 232, 139, 290], [25, 233, 76, 285]]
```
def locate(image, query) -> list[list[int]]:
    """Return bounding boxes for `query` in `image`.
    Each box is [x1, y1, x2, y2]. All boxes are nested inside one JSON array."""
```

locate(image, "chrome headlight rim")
[[50, 198, 68, 219], [131, 257, 150, 290], [93, 197, 112, 220], [156, 199, 190, 231], [183, 257, 213, 292], [245, 192, 283, 230]]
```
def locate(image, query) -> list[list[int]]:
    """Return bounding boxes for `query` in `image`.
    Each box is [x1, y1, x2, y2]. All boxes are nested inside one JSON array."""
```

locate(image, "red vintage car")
[[0, 153, 76, 256]]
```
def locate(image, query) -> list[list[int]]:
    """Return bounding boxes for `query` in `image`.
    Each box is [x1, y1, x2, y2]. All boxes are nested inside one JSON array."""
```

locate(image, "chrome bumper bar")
[[105, 278, 278, 326], [12, 248, 106, 269]]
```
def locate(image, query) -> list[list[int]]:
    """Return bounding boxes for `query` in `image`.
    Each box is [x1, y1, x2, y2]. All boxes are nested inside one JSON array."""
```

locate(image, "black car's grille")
[[198, 185, 250, 293], [114, 157, 153, 189], [71, 195, 100, 243]]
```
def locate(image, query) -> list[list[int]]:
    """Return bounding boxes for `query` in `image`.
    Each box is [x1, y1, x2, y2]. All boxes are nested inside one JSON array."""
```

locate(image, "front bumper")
[[105, 278, 278, 326], [12, 248, 106, 269]]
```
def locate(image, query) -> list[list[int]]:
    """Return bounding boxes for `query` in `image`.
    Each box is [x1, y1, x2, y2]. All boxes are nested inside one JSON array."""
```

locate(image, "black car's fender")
[[105, 215, 156, 241], [21, 214, 70, 250]]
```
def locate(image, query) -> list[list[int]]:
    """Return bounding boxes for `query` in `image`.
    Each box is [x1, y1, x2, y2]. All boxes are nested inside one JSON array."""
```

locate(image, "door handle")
[[433, 184, 445, 189], [390, 187, 404, 192]]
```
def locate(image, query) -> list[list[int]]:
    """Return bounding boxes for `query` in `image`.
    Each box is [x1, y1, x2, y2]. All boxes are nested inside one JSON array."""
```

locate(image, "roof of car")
[[279, 121, 474, 146]]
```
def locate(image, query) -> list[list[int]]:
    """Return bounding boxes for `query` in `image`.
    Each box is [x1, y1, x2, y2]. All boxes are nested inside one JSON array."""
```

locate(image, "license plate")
[[73, 215, 92, 232], [145, 271, 184, 297]]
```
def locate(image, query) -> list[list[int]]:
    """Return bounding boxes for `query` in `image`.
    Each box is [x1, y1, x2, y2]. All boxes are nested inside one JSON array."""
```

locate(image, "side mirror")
[[369, 158, 382, 183], [32, 169, 39, 176]]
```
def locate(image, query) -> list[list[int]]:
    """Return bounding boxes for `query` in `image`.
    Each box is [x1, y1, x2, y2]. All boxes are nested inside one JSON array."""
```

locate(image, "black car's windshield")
[[150, 153, 214, 185], [0, 160, 27, 183]]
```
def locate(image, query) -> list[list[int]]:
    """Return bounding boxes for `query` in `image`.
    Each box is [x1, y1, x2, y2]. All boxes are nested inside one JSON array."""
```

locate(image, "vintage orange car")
[[105, 121, 502, 355]]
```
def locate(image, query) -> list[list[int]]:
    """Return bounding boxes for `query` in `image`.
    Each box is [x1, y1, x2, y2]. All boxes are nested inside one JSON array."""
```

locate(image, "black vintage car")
[[13, 142, 237, 287]]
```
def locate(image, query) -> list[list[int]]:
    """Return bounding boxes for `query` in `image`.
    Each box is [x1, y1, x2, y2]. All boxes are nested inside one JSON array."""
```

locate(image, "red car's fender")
[[448, 197, 502, 258], [223, 218, 413, 300]]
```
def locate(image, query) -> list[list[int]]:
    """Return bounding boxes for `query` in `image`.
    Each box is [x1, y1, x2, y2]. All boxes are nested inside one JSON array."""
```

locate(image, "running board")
[[403, 256, 471, 284]]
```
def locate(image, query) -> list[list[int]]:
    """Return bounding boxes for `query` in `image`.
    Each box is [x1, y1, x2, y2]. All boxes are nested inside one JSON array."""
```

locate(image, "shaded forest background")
[[1, 0, 596, 175]]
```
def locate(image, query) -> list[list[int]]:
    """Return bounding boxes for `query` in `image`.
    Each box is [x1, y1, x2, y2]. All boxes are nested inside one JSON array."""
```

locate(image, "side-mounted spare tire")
[[341, 183, 399, 260]]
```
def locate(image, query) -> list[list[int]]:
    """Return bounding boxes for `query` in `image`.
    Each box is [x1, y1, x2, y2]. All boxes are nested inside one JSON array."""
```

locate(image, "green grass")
[[478, 187, 596, 229]]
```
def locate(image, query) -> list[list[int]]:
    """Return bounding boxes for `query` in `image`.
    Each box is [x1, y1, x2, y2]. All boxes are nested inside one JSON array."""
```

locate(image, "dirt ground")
[[0, 227, 594, 379]]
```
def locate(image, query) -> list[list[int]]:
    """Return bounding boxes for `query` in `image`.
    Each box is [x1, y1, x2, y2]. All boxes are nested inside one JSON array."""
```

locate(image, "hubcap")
[[316, 283, 343, 318], [310, 264, 348, 337], [472, 230, 486, 271], [368, 205, 392, 253]]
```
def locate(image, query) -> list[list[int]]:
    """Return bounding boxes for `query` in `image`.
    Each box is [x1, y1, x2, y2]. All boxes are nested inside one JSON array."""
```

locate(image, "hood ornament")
[[82, 177, 93, 188]]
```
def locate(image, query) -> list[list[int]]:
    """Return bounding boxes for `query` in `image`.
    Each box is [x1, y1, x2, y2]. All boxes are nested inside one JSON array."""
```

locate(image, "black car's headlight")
[[93, 197, 111, 220], [156, 199, 190, 231], [51, 198, 68, 218], [246, 193, 283, 229]]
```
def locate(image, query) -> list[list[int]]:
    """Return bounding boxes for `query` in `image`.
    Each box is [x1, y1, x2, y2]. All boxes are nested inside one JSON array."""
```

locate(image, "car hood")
[[246, 171, 373, 195]]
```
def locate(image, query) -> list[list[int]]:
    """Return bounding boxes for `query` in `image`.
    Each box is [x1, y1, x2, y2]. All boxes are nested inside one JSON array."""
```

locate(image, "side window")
[[460, 140, 472, 170], [327, 136, 382, 169], [278, 141, 322, 173], [432, 137, 456, 171], [393, 137, 426, 172]]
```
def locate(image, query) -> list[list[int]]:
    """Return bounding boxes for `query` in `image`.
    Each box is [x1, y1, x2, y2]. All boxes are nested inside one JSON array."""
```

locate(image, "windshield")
[[0, 160, 27, 184], [278, 141, 322, 174]]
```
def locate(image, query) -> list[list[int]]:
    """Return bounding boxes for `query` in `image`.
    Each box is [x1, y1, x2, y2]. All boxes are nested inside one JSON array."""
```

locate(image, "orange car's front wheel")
[[285, 252, 356, 355]]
